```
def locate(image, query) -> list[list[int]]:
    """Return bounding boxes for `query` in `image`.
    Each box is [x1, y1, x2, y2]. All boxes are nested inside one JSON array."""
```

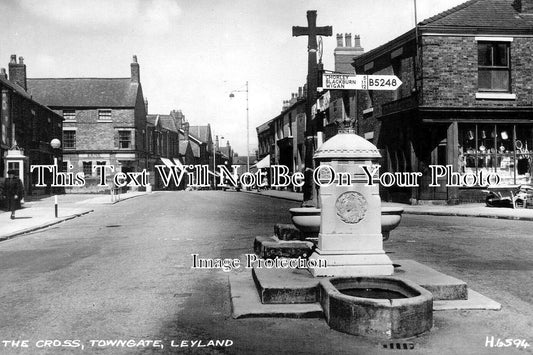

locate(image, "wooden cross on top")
[[292, 10, 332, 51]]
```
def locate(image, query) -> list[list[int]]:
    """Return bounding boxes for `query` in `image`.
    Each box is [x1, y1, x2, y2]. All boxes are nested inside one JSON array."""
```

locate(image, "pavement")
[[244, 188, 533, 221], [0, 190, 149, 241]]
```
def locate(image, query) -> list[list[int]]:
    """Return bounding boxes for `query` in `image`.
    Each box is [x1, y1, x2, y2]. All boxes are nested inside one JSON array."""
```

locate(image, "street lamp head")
[[50, 138, 61, 149]]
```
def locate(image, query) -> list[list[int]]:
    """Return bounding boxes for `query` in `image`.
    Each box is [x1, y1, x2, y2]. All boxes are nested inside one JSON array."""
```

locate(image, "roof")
[[233, 156, 255, 165], [0, 75, 62, 118], [179, 141, 190, 154], [420, 0, 533, 30], [26, 78, 140, 108], [189, 125, 211, 143], [219, 146, 232, 157], [159, 115, 177, 131], [146, 114, 158, 125], [178, 130, 202, 158], [354, 0, 533, 69]]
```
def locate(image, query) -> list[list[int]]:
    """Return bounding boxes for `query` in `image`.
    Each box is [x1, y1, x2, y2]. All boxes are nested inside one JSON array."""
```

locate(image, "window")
[[119, 130, 131, 149], [459, 123, 533, 185], [63, 130, 76, 149], [82, 161, 92, 176], [478, 42, 510, 92], [98, 109, 112, 121], [63, 110, 76, 121]]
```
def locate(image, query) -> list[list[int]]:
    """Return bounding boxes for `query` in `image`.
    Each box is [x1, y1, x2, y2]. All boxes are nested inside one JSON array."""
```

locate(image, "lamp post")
[[50, 138, 61, 166], [229, 81, 249, 173], [212, 135, 224, 189], [50, 138, 61, 217]]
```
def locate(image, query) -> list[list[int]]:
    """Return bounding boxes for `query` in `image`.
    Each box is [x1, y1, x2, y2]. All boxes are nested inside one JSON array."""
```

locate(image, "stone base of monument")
[[273, 223, 305, 241], [251, 259, 468, 305], [229, 263, 500, 320], [252, 267, 318, 304], [308, 249, 395, 277], [253, 236, 314, 259]]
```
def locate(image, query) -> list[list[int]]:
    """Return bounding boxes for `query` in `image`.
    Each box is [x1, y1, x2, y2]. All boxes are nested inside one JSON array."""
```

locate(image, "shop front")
[[459, 123, 533, 186]]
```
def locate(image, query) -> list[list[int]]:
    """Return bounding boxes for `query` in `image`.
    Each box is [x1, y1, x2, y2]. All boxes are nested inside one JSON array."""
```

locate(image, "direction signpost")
[[322, 73, 402, 91]]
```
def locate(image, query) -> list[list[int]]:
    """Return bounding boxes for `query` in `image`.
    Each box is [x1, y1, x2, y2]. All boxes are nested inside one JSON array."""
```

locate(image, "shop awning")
[[172, 158, 184, 167], [160, 157, 175, 168], [255, 155, 270, 169]]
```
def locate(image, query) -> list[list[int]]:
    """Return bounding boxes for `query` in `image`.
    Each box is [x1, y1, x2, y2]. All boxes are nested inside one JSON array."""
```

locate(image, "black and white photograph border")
[[0, 0, 532, 354]]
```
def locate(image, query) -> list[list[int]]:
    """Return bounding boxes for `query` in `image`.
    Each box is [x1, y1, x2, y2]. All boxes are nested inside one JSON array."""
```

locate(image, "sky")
[[0, 0, 467, 156]]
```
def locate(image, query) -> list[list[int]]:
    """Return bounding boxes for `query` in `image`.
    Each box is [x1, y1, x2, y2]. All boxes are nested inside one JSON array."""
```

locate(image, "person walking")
[[4, 170, 24, 220]]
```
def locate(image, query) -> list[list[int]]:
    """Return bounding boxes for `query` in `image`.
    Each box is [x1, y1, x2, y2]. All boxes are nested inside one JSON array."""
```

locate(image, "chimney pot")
[[345, 33, 352, 47], [353, 34, 361, 48], [18, 56, 24, 65], [10, 55, 16, 64], [336, 33, 343, 47]]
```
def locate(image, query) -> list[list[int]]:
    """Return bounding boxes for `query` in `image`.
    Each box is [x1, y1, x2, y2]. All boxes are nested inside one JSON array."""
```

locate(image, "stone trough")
[[320, 276, 433, 339]]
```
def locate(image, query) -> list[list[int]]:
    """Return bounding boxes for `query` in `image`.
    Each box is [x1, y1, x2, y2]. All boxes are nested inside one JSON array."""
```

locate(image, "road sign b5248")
[[322, 74, 402, 91]]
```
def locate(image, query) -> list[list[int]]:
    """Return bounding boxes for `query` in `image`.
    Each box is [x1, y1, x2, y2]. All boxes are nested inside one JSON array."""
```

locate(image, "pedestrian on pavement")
[[4, 170, 24, 220]]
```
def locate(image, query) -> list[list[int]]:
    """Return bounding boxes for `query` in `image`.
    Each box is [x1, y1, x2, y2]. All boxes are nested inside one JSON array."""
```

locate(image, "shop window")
[[459, 124, 533, 185], [478, 42, 510, 92]]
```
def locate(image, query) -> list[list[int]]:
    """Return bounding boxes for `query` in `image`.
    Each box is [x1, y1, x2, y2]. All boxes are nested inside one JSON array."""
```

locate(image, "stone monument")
[[308, 129, 394, 276]]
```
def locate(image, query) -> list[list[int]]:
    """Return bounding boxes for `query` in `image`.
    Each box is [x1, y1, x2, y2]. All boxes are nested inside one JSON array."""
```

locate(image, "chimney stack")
[[334, 34, 365, 73], [131, 55, 140, 83], [298, 87, 303, 98], [171, 109, 184, 128], [183, 121, 189, 140], [8, 54, 27, 90]]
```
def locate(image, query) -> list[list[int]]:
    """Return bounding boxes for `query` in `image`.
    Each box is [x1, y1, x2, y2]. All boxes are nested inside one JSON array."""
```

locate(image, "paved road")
[[0, 191, 531, 354]]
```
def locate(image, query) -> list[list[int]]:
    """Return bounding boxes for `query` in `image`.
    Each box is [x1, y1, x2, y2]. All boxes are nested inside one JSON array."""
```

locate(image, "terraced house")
[[27, 56, 147, 188], [354, 0, 533, 203]]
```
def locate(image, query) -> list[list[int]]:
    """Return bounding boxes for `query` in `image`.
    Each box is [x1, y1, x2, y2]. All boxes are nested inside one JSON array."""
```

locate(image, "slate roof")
[[354, 0, 533, 69], [26, 78, 140, 108], [179, 141, 190, 154], [179, 130, 201, 158], [420, 0, 533, 30], [189, 125, 211, 144], [159, 115, 177, 131], [146, 114, 158, 125], [219, 146, 232, 158], [0, 75, 62, 117]]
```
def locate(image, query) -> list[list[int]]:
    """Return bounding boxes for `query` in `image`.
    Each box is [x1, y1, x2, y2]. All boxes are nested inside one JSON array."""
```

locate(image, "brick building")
[[0, 55, 63, 195], [354, 0, 533, 203], [27, 56, 147, 189]]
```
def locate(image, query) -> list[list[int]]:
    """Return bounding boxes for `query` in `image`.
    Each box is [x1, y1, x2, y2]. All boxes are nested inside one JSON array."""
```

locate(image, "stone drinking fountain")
[[287, 129, 432, 338]]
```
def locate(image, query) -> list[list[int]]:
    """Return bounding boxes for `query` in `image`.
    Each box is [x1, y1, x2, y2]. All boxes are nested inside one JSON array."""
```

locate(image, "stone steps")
[[251, 259, 469, 305]]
